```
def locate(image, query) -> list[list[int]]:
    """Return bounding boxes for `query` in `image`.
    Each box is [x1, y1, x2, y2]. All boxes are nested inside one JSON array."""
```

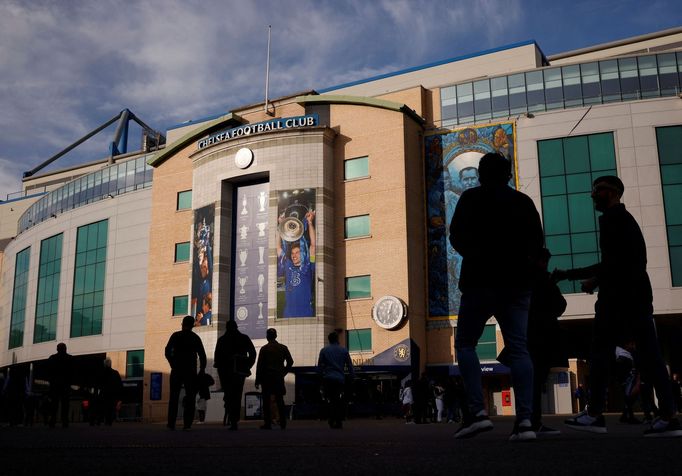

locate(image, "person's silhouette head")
[[328, 331, 339, 344], [56, 342, 67, 354], [266, 328, 277, 342], [182, 315, 195, 330], [226, 320, 238, 333], [478, 153, 511, 186]]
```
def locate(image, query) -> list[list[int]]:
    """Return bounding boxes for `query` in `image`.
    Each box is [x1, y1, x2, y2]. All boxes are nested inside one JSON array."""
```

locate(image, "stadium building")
[[1, 27, 682, 422]]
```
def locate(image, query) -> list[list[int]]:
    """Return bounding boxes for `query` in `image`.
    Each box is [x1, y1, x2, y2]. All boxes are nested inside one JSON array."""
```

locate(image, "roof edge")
[[296, 94, 425, 125], [148, 113, 244, 167]]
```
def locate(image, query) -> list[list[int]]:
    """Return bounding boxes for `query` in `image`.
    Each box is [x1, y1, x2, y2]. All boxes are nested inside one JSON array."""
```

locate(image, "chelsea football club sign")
[[198, 113, 319, 149]]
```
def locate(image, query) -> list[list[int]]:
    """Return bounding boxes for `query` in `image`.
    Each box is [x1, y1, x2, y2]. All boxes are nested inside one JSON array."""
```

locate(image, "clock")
[[372, 295, 407, 330]]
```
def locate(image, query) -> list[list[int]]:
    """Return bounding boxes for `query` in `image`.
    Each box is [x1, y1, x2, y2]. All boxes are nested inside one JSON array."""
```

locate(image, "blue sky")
[[1, 0, 681, 196]]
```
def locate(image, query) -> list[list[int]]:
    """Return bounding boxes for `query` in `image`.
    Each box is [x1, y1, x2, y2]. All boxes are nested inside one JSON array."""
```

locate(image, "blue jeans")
[[455, 288, 533, 421]]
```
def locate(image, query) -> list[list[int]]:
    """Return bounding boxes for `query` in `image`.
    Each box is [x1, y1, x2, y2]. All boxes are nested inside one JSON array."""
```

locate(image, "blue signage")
[[198, 113, 319, 149], [150, 372, 162, 401]]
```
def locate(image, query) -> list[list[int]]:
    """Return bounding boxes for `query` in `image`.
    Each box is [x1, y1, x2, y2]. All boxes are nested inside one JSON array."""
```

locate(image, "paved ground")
[[1, 415, 680, 475]]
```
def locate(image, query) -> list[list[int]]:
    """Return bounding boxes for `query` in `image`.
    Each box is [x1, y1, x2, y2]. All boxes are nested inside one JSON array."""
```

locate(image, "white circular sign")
[[372, 295, 407, 330], [236, 306, 248, 321], [235, 148, 254, 169]]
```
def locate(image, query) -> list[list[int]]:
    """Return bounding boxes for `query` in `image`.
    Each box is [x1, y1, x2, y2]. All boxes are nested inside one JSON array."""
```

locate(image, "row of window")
[[538, 129, 682, 291], [441, 52, 682, 126], [9, 220, 108, 349], [19, 155, 153, 234]]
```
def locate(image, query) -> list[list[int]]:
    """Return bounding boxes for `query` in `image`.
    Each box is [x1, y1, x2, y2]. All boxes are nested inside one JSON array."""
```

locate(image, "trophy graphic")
[[258, 273, 264, 294], [258, 246, 265, 264], [241, 195, 248, 215], [256, 222, 267, 237], [277, 202, 310, 242], [258, 302, 264, 319], [238, 276, 247, 295], [239, 249, 248, 267], [236, 306, 248, 321], [258, 191, 267, 212], [239, 224, 249, 240]]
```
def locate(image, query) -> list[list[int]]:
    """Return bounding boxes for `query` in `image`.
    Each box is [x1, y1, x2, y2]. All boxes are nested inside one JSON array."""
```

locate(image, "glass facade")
[[344, 156, 369, 180], [656, 126, 682, 287], [34, 234, 63, 343], [538, 133, 617, 294], [347, 329, 372, 352], [173, 295, 189, 316], [174, 242, 190, 262], [345, 275, 371, 299], [9, 247, 31, 349], [126, 350, 145, 378], [441, 52, 682, 126], [344, 215, 370, 239], [71, 220, 108, 338], [177, 190, 192, 210], [18, 154, 153, 233]]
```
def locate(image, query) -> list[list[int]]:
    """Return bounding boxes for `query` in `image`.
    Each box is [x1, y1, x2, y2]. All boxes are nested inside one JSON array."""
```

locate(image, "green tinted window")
[[126, 350, 145, 379], [347, 329, 372, 352], [71, 220, 107, 337], [656, 126, 682, 286], [9, 247, 31, 349], [345, 215, 370, 238], [476, 325, 497, 361], [345, 275, 371, 299], [175, 242, 190, 262], [173, 295, 188, 316], [344, 156, 369, 180], [177, 190, 192, 210], [34, 234, 63, 343], [538, 133, 616, 293]]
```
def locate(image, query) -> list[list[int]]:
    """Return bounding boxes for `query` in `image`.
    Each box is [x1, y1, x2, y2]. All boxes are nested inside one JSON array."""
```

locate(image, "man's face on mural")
[[200, 257, 209, 278], [460, 167, 480, 190], [291, 245, 301, 266]]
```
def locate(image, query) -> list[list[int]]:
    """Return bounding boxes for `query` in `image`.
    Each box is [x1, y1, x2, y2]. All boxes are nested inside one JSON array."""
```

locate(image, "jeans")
[[455, 288, 533, 421], [589, 311, 674, 418], [167, 369, 197, 429], [218, 370, 246, 427]]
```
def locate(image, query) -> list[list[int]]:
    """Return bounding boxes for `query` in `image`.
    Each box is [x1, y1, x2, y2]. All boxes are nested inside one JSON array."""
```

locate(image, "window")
[[656, 126, 682, 287], [456, 83, 474, 124], [71, 220, 108, 338], [126, 350, 145, 379], [174, 242, 190, 262], [476, 325, 497, 361], [473, 79, 492, 122], [345, 275, 371, 299], [344, 215, 370, 239], [347, 329, 372, 352], [9, 247, 31, 349], [344, 156, 369, 180], [173, 295, 189, 316], [34, 234, 63, 343], [538, 133, 617, 294], [177, 190, 192, 210]]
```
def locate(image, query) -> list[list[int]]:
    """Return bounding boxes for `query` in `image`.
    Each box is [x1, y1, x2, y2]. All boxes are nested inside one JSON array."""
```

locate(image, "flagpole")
[[264, 25, 271, 114]]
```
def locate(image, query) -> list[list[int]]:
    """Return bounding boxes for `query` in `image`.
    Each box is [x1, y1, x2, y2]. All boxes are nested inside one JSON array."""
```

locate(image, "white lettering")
[[285, 119, 293, 127], [306, 116, 314, 126], [257, 123, 264, 133]]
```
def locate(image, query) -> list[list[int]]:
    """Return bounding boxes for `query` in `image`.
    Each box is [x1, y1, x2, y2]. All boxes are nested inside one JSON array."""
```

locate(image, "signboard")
[[150, 372, 162, 401], [192, 205, 215, 326], [198, 114, 319, 149]]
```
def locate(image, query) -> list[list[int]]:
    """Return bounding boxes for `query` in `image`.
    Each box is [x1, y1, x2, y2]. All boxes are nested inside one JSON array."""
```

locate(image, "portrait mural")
[[425, 122, 516, 319], [276, 188, 316, 318], [192, 204, 214, 326]]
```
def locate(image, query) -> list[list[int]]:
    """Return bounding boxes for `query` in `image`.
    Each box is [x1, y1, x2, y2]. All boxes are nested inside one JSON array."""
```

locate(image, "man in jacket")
[[318, 331, 354, 429], [255, 328, 293, 429]]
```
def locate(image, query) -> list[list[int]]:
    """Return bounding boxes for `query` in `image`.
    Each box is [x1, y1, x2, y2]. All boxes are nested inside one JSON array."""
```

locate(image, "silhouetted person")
[[318, 331, 354, 429], [47, 343, 73, 428], [214, 320, 256, 430], [255, 328, 293, 430], [165, 315, 207, 430], [556, 175, 681, 437], [6, 365, 27, 427], [99, 358, 122, 426], [450, 152, 543, 441]]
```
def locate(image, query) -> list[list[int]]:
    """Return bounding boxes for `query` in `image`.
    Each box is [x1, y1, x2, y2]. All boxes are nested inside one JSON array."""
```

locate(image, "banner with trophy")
[[233, 182, 269, 339], [276, 188, 316, 318], [192, 204, 214, 326]]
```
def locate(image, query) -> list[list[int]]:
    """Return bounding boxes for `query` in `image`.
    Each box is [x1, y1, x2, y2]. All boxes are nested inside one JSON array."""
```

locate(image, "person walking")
[[317, 331, 354, 429], [165, 315, 207, 430], [450, 152, 544, 441], [213, 320, 256, 430], [255, 328, 293, 430], [47, 343, 73, 428], [555, 175, 681, 437]]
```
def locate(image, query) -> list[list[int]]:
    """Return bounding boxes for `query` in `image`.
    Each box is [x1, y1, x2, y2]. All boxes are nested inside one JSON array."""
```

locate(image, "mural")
[[276, 188, 316, 318], [425, 122, 516, 319], [192, 204, 214, 326]]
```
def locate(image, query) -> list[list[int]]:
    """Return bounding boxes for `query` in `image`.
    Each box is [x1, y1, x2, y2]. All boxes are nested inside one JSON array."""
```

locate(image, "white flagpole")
[[264, 25, 271, 113]]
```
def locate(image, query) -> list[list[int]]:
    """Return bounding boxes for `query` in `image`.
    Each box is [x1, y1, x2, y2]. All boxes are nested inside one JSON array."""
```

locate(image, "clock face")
[[372, 296, 406, 330]]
